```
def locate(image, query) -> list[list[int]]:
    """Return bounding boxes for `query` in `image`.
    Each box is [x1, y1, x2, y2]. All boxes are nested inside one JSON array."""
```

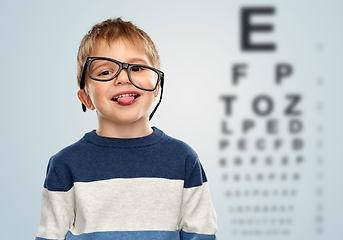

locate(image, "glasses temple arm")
[[149, 78, 164, 121]]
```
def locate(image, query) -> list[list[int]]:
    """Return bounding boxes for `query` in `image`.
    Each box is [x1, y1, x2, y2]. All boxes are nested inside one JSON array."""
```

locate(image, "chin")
[[115, 115, 149, 125]]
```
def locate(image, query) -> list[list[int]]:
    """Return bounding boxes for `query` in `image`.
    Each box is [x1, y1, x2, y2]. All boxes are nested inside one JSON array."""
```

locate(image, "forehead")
[[90, 38, 151, 65]]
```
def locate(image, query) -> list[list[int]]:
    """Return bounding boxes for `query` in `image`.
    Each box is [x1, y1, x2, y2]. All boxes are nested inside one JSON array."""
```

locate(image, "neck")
[[95, 116, 153, 139]]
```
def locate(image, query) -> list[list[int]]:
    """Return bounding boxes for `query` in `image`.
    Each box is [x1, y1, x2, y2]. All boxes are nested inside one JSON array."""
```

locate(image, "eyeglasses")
[[79, 57, 164, 120]]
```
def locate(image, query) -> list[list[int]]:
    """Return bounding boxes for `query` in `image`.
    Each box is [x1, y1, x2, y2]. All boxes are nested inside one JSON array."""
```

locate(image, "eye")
[[99, 70, 113, 76], [131, 66, 143, 72]]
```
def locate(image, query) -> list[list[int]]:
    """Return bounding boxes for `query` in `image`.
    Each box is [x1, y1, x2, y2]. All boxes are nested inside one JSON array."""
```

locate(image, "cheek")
[[93, 87, 104, 98], [85, 88, 106, 111], [88, 83, 108, 101], [146, 92, 157, 105]]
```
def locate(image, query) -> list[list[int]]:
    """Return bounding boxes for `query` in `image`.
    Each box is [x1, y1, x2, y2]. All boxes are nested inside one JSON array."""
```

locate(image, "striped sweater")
[[36, 127, 217, 240]]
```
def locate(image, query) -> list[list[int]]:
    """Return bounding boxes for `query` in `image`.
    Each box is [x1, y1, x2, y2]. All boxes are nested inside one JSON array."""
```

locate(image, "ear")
[[154, 84, 160, 99], [77, 89, 95, 110]]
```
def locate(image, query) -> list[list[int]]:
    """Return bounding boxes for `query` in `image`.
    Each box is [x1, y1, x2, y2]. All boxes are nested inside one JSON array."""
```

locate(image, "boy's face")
[[77, 38, 159, 126]]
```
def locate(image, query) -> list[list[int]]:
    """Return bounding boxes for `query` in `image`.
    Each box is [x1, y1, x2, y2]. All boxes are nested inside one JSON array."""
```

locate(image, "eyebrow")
[[127, 58, 150, 66]]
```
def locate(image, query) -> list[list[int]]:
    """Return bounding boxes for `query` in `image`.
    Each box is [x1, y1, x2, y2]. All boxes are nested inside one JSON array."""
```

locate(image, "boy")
[[36, 18, 217, 240]]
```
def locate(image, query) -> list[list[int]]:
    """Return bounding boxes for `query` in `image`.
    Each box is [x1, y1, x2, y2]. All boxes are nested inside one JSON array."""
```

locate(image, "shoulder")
[[155, 128, 207, 184], [44, 131, 93, 191], [156, 127, 198, 159], [49, 132, 90, 165], [51, 129, 101, 161]]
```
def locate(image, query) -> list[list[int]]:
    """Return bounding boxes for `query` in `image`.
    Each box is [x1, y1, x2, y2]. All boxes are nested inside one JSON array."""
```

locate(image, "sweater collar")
[[83, 126, 163, 148]]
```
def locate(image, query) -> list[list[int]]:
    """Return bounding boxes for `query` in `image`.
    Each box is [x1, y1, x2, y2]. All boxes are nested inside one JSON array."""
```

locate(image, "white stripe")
[[179, 182, 218, 235], [70, 178, 184, 235], [37, 178, 217, 238], [36, 187, 75, 239]]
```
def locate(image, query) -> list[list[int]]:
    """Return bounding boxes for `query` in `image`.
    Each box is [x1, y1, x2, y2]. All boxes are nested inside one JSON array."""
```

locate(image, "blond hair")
[[76, 17, 160, 87]]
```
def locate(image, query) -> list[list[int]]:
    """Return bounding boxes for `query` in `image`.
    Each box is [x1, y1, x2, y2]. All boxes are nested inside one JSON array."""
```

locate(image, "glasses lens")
[[89, 59, 120, 80], [129, 66, 158, 90]]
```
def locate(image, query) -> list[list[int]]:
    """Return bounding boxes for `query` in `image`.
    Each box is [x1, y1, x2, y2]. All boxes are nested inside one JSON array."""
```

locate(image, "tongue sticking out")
[[117, 96, 135, 105]]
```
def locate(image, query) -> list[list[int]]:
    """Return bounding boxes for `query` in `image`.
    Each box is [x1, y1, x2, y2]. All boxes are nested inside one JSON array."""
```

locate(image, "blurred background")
[[0, 0, 342, 239]]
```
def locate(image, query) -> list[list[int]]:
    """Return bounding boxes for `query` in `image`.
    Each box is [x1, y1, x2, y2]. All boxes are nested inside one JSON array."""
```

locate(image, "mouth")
[[112, 92, 140, 106], [112, 93, 138, 102]]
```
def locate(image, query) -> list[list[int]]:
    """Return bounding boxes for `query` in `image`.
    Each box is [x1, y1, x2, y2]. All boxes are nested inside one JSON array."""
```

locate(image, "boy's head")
[[77, 17, 164, 122], [77, 17, 161, 89]]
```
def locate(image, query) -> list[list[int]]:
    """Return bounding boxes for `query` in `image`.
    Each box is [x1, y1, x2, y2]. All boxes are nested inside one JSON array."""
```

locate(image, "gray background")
[[0, 0, 342, 239]]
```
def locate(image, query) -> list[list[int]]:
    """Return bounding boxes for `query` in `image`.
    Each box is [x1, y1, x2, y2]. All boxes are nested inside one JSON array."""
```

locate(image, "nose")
[[114, 69, 131, 86]]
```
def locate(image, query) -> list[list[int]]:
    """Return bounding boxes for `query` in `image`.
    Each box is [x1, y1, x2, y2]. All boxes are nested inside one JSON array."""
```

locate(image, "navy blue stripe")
[[35, 230, 216, 240], [44, 127, 207, 191], [180, 230, 216, 240], [65, 229, 180, 240]]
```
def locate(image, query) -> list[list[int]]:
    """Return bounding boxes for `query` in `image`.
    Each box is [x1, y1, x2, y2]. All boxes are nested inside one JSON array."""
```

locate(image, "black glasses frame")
[[79, 57, 164, 121]]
